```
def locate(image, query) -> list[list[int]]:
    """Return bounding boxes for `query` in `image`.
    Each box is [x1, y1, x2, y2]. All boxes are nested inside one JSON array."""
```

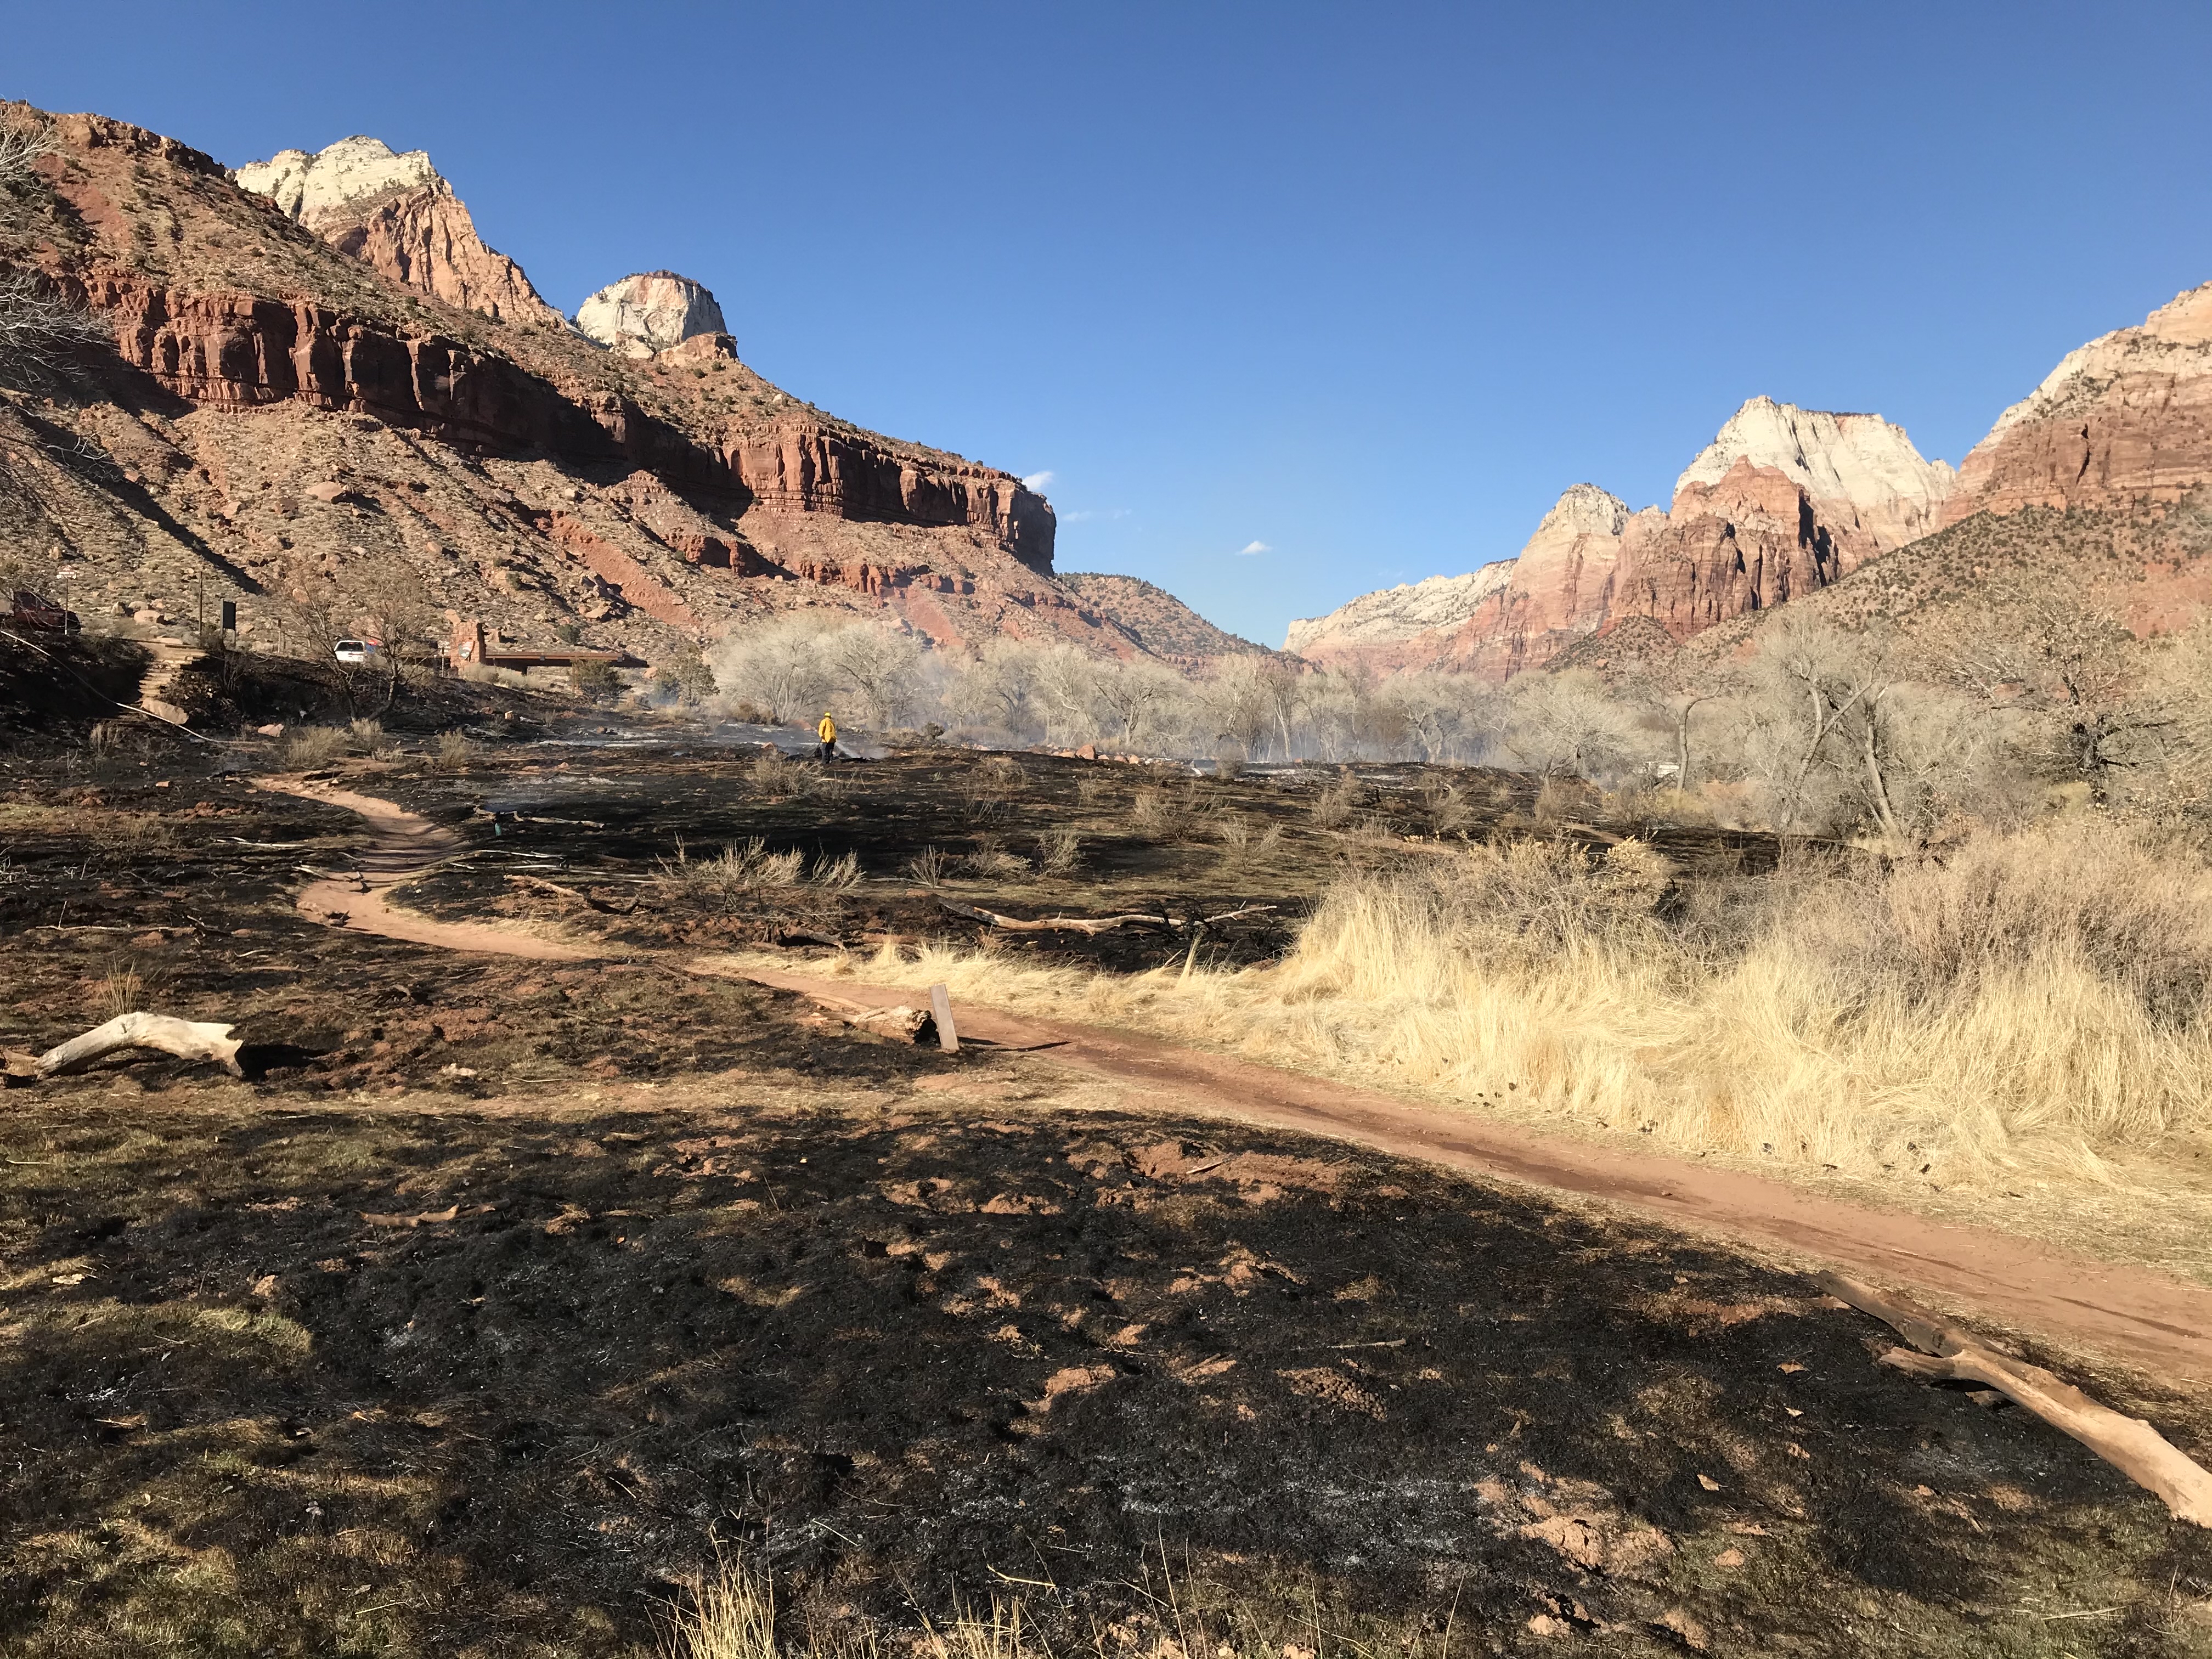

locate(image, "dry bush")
[[348, 717, 395, 758], [905, 845, 952, 889], [1416, 772, 1471, 836], [1075, 774, 1113, 807], [655, 837, 858, 913], [1215, 813, 1284, 871], [1034, 825, 1083, 877], [1310, 773, 1365, 831], [748, 748, 793, 791], [1131, 781, 1210, 840], [280, 726, 349, 769], [962, 837, 1030, 881], [1531, 775, 1579, 827], [433, 730, 476, 770]]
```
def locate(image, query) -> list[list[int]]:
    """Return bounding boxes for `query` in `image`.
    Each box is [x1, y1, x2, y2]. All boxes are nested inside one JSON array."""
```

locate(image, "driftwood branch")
[[936, 898, 1278, 935], [1816, 1271, 2212, 1526], [505, 874, 639, 915], [36, 1012, 244, 1079]]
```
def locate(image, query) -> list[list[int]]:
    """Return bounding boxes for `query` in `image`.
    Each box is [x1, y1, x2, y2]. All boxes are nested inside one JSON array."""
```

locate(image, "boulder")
[[575, 272, 729, 358]]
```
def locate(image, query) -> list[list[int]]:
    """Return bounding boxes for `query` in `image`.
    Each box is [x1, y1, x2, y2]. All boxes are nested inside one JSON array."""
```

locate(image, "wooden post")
[[928, 984, 958, 1053]]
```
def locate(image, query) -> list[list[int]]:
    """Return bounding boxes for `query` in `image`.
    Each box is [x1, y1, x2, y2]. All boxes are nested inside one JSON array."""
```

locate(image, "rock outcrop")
[[1285, 566, 1515, 659], [233, 137, 565, 326], [1292, 403, 1952, 678], [575, 272, 729, 357], [1675, 397, 1956, 552], [1943, 281, 2212, 522]]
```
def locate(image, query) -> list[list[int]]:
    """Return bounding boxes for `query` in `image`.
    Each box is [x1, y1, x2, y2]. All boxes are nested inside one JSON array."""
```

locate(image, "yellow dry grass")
[[740, 818, 2212, 1268]]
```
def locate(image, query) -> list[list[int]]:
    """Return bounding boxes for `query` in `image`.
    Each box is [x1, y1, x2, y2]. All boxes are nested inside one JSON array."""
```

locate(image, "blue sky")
[[12, 2, 2212, 646]]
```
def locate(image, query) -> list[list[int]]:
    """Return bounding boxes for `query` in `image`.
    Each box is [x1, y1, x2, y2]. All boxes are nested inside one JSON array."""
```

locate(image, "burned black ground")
[[3, 730, 2208, 1657]]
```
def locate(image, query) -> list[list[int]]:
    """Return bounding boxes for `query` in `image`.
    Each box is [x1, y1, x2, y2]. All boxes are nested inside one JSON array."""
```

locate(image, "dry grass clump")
[[1131, 781, 1211, 839], [1310, 774, 1365, 831], [433, 729, 475, 770], [1035, 825, 1084, 877], [767, 817, 2212, 1215], [905, 845, 952, 889], [1415, 773, 1471, 837], [84, 809, 177, 861], [656, 838, 859, 911], [347, 717, 396, 758], [749, 748, 800, 795], [279, 726, 350, 769], [1214, 813, 1284, 871]]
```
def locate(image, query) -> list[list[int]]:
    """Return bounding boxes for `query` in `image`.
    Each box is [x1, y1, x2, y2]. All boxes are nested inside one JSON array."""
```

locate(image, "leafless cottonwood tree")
[[1933, 587, 2176, 803]]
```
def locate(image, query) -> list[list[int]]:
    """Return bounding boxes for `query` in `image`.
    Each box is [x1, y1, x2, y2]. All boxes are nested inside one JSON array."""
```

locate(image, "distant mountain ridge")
[[1289, 400, 1955, 677]]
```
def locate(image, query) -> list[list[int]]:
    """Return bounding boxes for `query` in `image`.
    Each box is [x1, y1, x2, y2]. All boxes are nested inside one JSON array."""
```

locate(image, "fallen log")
[[36, 1012, 244, 1079], [1816, 1270, 2212, 1526], [504, 874, 639, 915], [935, 898, 1278, 935]]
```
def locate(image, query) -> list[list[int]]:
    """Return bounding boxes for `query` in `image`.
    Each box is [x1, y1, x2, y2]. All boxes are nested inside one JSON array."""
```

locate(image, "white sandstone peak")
[[1675, 396, 1955, 548], [1284, 564, 1515, 653], [234, 136, 443, 228], [575, 272, 728, 357], [1534, 483, 1630, 539]]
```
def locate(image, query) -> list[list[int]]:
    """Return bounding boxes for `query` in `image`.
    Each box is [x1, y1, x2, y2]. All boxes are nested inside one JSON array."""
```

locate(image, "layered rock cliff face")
[[576, 272, 729, 357], [1291, 402, 1954, 678], [1942, 281, 2212, 522], [0, 103, 1137, 672], [233, 137, 565, 327]]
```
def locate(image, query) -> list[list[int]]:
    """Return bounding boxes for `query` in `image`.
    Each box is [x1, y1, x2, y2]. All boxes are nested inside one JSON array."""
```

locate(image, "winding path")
[[270, 778, 2212, 1386]]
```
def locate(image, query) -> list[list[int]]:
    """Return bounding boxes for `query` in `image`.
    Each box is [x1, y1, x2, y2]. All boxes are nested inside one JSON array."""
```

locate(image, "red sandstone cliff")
[[0, 102, 1119, 669], [1942, 281, 2212, 522], [1290, 403, 1946, 680], [233, 137, 565, 327]]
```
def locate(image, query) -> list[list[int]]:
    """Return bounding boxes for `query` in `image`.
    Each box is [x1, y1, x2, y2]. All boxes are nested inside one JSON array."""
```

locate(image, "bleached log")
[[1818, 1271, 2212, 1526], [935, 898, 1278, 935], [36, 1012, 244, 1079]]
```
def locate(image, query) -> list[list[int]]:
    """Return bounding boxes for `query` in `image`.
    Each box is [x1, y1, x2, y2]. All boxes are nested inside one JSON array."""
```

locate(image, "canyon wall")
[[1942, 281, 2212, 522], [1289, 400, 1955, 679]]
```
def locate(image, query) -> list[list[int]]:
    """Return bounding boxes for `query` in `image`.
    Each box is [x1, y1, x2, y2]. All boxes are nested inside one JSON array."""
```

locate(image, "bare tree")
[[828, 623, 924, 727], [1933, 588, 2174, 803], [1505, 668, 1643, 781]]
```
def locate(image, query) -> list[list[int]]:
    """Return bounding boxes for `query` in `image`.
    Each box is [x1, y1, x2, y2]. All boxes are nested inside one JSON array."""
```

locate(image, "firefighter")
[[817, 710, 838, 761]]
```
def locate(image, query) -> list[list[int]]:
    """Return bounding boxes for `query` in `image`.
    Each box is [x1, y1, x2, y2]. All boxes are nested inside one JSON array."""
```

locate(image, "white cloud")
[[1238, 540, 1271, 556], [1022, 470, 1056, 492]]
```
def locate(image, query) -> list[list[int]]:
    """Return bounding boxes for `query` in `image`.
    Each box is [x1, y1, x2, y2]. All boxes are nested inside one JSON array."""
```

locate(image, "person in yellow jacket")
[[817, 710, 838, 761]]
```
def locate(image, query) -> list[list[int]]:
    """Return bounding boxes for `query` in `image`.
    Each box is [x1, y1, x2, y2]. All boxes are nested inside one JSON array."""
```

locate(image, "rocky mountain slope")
[[0, 106, 1208, 678], [1943, 280, 2212, 522], [1054, 572, 1271, 664], [1296, 282, 2212, 681], [232, 136, 563, 328], [1290, 402, 1955, 678]]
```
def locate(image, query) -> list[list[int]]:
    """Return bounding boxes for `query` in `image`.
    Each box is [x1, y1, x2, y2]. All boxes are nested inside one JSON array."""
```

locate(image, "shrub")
[[280, 726, 350, 769], [571, 658, 623, 702], [348, 717, 394, 757], [1035, 825, 1083, 877], [1310, 774, 1364, 831], [433, 729, 475, 770]]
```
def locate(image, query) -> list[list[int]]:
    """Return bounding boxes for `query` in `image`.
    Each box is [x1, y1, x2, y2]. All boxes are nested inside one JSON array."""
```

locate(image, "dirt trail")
[[279, 780, 2212, 1385], [263, 779, 601, 961]]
